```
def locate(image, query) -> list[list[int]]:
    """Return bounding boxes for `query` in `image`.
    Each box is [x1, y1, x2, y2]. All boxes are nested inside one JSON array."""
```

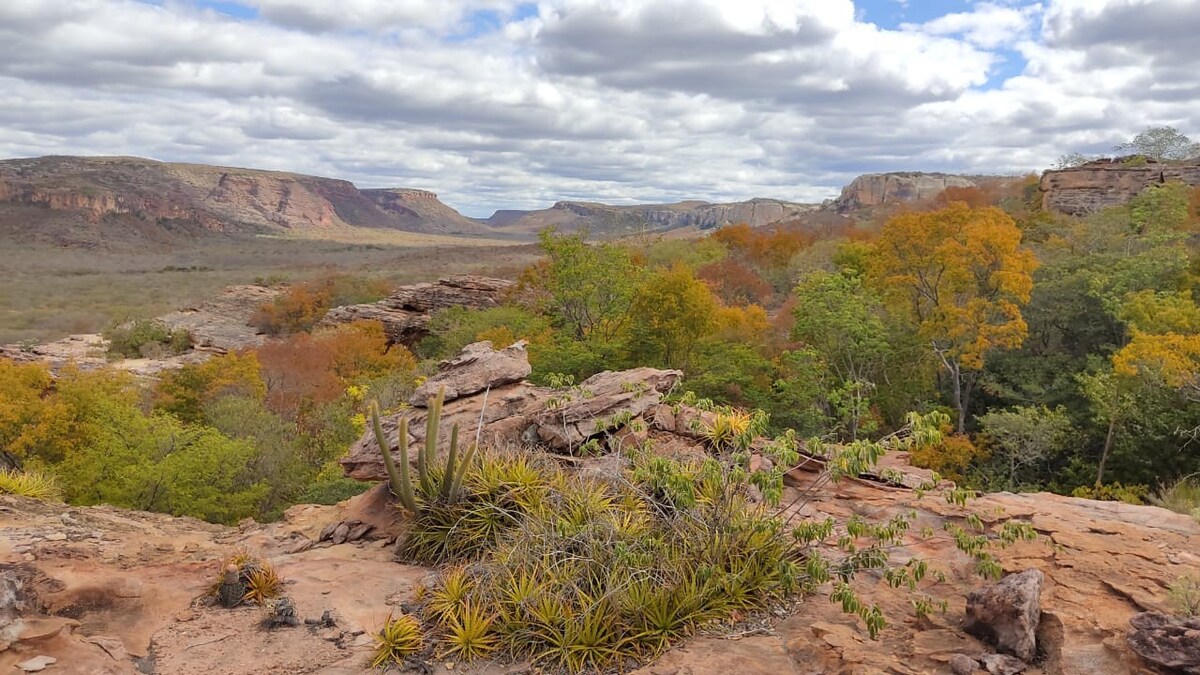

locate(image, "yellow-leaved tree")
[[1113, 290, 1200, 403], [869, 202, 1038, 432]]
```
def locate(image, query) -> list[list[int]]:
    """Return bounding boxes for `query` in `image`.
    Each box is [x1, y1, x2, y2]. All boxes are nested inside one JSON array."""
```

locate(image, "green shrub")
[[103, 319, 191, 359], [409, 451, 804, 671], [1070, 482, 1149, 505], [1150, 474, 1200, 519], [1168, 575, 1200, 617], [371, 613, 424, 668]]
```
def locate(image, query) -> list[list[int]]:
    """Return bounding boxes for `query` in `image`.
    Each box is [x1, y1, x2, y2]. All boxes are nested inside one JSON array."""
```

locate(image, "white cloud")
[[0, 0, 1196, 217]]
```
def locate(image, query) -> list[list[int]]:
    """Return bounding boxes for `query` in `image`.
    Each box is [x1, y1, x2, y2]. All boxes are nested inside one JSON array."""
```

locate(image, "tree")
[[869, 202, 1038, 432], [977, 406, 1074, 490], [1114, 126, 1200, 163], [790, 271, 892, 440], [154, 351, 266, 424], [521, 228, 642, 342], [1130, 182, 1191, 234], [626, 263, 720, 371], [1054, 152, 1092, 170]]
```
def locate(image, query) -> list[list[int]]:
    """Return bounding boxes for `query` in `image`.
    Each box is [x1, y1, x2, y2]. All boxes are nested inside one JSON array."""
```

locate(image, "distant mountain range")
[[0, 155, 1006, 248]]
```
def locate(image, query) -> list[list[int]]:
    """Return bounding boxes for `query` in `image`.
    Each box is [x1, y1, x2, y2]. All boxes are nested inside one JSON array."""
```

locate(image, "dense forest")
[[3, 157, 1200, 526]]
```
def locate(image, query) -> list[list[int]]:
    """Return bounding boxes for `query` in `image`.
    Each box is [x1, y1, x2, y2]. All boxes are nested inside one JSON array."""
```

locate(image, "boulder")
[[1127, 611, 1200, 674], [319, 275, 513, 345], [410, 340, 531, 405], [533, 367, 681, 451], [964, 569, 1044, 662]]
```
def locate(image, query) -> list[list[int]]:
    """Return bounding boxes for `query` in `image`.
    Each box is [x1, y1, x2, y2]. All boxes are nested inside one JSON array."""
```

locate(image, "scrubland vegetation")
[[3, 170, 1200, 524], [3, 152, 1200, 668], [0, 238, 540, 344]]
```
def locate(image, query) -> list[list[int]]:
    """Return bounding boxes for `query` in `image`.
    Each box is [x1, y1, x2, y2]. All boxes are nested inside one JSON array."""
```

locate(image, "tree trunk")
[[951, 367, 965, 434], [1095, 418, 1117, 487]]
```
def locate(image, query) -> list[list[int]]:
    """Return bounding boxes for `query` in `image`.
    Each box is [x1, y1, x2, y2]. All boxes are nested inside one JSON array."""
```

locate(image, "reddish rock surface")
[[1040, 157, 1200, 215]]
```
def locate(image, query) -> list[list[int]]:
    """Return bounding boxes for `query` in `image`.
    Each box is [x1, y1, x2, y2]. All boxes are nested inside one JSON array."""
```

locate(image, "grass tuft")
[[0, 469, 63, 501]]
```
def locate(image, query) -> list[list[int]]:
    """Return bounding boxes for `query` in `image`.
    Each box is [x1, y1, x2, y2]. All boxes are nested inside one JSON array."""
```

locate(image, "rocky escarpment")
[[0, 155, 492, 241], [487, 197, 818, 235], [319, 275, 514, 345], [1040, 156, 1200, 216], [830, 172, 982, 213]]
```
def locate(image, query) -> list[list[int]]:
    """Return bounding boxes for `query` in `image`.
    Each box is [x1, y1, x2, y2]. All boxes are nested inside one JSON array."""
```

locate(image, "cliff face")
[[487, 197, 819, 235], [0, 156, 492, 241], [1040, 157, 1200, 215], [830, 172, 979, 213]]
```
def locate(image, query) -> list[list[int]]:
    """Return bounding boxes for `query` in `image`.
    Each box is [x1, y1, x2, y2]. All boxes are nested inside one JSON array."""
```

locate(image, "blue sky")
[[2, 0, 1197, 215]]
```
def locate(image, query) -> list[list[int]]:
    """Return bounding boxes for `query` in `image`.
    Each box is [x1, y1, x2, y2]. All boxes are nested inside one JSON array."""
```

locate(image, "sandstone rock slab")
[[410, 340, 531, 405]]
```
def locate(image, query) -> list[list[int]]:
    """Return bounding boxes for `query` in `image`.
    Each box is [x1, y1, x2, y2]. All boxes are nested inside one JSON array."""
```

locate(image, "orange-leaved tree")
[[868, 202, 1038, 432]]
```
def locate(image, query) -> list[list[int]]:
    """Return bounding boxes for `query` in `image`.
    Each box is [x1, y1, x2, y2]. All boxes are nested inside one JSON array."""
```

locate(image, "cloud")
[[905, 2, 1041, 49], [0, 0, 1195, 217]]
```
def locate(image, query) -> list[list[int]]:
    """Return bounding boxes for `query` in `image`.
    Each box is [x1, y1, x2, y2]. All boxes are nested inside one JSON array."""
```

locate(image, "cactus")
[[369, 387, 478, 514]]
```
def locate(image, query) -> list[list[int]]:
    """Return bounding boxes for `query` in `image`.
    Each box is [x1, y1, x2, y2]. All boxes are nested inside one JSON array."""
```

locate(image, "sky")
[[1, 0, 1197, 217]]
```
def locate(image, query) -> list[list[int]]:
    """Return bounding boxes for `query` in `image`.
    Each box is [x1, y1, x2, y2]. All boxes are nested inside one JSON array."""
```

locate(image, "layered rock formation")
[[486, 197, 819, 235], [156, 285, 279, 353], [319, 275, 514, 345], [830, 172, 980, 213], [1039, 157, 1200, 215], [0, 155, 492, 242]]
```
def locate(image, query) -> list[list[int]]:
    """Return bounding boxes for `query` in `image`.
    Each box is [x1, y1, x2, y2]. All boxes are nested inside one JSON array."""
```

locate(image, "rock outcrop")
[[831, 172, 980, 213], [341, 341, 682, 480], [1127, 611, 1200, 674], [319, 275, 514, 345], [1039, 156, 1200, 215], [156, 284, 279, 353], [410, 340, 532, 405], [964, 569, 1044, 662], [487, 197, 819, 235]]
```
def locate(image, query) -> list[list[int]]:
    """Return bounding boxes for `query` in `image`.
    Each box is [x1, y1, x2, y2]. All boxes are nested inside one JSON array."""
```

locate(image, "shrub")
[[103, 319, 191, 359], [1070, 482, 1148, 505], [253, 273, 392, 335], [0, 469, 62, 501], [910, 433, 985, 483], [1149, 474, 1200, 519], [410, 451, 803, 671], [1168, 575, 1200, 617]]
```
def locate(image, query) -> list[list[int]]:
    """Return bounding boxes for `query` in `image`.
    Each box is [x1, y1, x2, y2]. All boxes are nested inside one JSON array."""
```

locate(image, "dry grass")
[[0, 237, 540, 344]]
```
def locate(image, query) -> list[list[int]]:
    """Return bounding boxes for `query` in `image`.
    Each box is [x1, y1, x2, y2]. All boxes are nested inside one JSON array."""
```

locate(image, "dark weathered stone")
[[1127, 611, 1200, 674], [964, 569, 1044, 662]]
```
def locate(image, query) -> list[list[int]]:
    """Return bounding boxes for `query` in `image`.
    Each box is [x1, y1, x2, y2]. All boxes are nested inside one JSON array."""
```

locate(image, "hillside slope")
[[0, 156, 491, 246], [486, 197, 820, 236]]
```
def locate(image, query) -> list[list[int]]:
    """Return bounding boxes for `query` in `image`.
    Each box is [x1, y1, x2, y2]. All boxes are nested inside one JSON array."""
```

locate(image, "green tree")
[[1114, 126, 1200, 162], [791, 271, 892, 440], [976, 406, 1074, 490], [522, 228, 642, 341]]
